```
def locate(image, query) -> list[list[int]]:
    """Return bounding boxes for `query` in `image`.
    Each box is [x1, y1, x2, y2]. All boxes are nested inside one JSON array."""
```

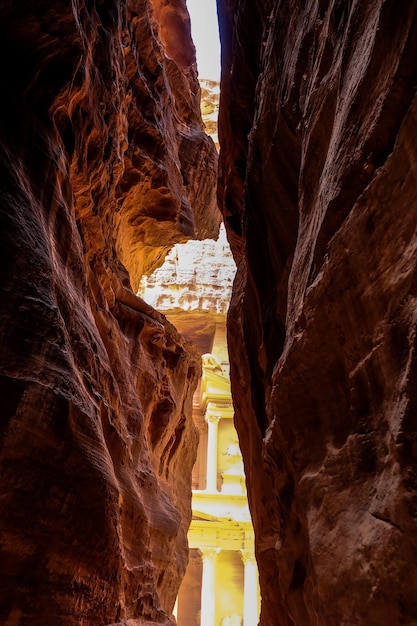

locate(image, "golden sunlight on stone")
[[200, 79, 220, 150], [138, 226, 260, 626]]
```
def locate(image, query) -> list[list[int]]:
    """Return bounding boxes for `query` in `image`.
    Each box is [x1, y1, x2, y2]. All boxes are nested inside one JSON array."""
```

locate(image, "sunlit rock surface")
[[200, 79, 220, 149], [139, 223, 235, 357], [0, 1, 219, 624], [217, 1, 417, 624], [140, 224, 234, 314]]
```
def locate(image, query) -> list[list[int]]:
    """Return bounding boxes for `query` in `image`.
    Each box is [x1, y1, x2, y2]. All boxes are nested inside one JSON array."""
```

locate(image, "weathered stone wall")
[[217, 1, 417, 624], [139, 224, 234, 315], [0, 1, 219, 624]]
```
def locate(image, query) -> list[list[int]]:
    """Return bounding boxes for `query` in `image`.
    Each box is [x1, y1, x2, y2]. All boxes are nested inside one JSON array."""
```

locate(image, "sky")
[[186, 0, 221, 81]]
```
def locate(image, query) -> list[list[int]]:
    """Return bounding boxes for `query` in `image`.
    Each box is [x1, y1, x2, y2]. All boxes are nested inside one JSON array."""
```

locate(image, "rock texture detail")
[[139, 223, 235, 358], [139, 224, 234, 315], [217, 1, 417, 624], [200, 79, 220, 149], [0, 1, 218, 624]]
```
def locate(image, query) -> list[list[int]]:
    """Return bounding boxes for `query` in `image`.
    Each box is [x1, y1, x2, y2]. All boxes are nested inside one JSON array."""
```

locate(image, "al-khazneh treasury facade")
[[139, 225, 260, 626]]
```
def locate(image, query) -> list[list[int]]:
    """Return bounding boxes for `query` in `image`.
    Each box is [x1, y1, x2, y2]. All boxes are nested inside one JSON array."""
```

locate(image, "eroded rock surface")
[[200, 79, 220, 149], [217, 1, 417, 624], [139, 223, 235, 359], [0, 1, 218, 624], [139, 224, 234, 314]]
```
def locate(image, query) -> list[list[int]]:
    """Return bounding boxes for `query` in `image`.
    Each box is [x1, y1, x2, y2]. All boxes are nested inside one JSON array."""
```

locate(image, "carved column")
[[204, 412, 220, 492], [200, 548, 219, 626], [240, 550, 259, 626]]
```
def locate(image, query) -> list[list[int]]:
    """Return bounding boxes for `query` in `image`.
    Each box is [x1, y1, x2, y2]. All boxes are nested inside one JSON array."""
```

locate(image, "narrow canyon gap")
[[1, 2, 417, 626]]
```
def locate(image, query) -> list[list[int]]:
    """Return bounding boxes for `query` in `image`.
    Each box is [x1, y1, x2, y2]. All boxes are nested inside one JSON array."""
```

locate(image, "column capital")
[[240, 549, 257, 565], [205, 412, 221, 424], [200, 547, 220, 562]]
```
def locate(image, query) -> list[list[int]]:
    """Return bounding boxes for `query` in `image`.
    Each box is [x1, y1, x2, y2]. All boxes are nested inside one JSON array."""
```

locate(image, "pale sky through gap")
[[187, 0, 221, 82]]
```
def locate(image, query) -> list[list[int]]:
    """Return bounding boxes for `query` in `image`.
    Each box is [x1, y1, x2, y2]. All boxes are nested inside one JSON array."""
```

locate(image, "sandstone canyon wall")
[[217, 1, 417, 624], [0, 1, 219, 624]]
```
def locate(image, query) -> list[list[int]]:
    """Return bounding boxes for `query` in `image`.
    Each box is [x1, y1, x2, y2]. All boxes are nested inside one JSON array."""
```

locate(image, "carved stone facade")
[[176, 348, 259, 626], [139, 227, 260, 625]]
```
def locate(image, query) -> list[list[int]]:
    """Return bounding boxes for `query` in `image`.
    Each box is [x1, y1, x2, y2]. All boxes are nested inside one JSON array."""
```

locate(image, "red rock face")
[[218, 1, 417, 624], [0, 1, 218, 624]]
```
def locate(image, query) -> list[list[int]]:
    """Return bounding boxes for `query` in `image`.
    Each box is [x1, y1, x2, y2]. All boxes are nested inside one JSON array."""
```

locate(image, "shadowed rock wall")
[[0, 1, 219, 624], [217, 1, 417, 624]]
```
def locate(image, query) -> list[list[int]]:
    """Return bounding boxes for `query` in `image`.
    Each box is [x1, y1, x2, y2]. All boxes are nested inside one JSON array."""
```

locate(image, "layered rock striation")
[[139, 224, 234, 315], [0, 1, 219, 624], [217, 1, 417, 624], [139, 223, 235, 367]]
